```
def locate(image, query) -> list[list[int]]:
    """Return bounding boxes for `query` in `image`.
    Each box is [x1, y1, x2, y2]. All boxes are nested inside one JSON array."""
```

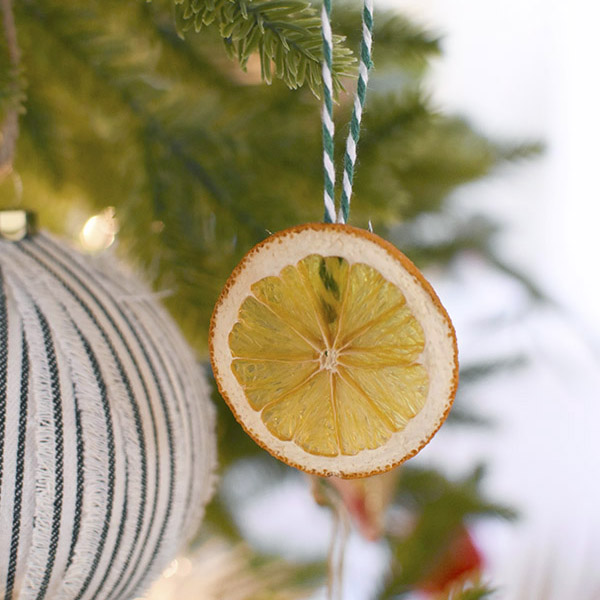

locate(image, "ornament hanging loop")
[[321, 0, 336, 224], [320, 0, 374, 225]]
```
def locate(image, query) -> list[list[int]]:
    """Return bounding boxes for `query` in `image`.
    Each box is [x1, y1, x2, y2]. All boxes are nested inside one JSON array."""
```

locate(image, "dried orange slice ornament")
[[209, 223, 458, 478]]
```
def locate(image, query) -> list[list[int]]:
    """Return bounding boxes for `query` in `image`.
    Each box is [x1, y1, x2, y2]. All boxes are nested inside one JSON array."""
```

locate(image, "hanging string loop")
[[321, 0, 337, 223], [320, 0, 374, 224]]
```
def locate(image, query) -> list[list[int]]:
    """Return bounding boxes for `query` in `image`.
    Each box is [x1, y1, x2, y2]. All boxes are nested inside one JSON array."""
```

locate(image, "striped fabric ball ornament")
[[0, 227, 216, 599]]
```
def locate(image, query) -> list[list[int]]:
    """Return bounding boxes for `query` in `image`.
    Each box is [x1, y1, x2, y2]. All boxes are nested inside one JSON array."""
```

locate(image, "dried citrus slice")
[[210, 223, 458, 478]]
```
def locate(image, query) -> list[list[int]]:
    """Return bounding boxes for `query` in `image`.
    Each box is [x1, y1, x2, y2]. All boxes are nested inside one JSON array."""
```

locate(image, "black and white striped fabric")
[[0, 232, 216, 600]]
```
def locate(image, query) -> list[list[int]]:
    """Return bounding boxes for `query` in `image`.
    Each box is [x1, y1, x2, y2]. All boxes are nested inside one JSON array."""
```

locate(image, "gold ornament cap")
[[0, 209, 36, 241]]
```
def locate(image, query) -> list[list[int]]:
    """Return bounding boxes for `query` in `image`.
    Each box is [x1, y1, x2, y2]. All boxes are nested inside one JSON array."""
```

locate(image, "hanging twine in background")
[[321, 0, 374, 224], [327, 499, 350, 600]]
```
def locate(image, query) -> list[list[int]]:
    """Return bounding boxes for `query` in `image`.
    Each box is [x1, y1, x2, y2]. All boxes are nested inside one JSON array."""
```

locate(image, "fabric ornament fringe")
[[0, 230, 217, 600]]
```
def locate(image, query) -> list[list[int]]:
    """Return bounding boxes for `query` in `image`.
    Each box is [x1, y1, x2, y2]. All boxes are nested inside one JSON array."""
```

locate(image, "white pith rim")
[[211, 226, 457, 477]]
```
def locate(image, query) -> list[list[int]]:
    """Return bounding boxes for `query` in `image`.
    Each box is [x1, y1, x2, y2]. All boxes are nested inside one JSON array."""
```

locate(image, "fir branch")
[[445, 403, 493, 427], [12, 0, 542, 355], [483, 250, 549, 302], [386, 213, 498, 266], [173, 0, 355, 95], [356, 95, 541, 221], [379, 466, 516, 597], [335, 6, 440, 71], [459, 356, 527, 384], [20, 0, 265, 236], [140, 1, 238, 90]]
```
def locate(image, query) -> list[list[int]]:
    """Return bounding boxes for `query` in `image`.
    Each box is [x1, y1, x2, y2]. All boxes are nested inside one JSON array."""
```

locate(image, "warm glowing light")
[[177, 558, 192, 577], [80, 207, 118, 252], [151, 220, 165, 233], [0, 210, 32, 241], [162, 559, 179, 579]]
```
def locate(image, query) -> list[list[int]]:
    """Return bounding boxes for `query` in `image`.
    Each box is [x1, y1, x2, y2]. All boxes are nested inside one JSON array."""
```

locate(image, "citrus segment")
[[251, 264, 324, 347], [334, 372, 395, 455], [261, 371, 338, 456], [229, 295, 317, 360], [347, 364, 428, 426], [342, 307, 424, 366], [338, 262, 406, 343], [210, 223, 458, 478], [297, 255, 350, 345], [231, 358, 319, 410]]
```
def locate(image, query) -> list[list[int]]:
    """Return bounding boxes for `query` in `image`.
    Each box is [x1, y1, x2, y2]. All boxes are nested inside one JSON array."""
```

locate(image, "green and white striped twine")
[[321, 0, 374, 224], [320, 0, 336, 223]]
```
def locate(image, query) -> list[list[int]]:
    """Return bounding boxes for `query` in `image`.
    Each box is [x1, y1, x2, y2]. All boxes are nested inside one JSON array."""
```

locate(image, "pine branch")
[[19, 1, 265, 234], [379, 466, 515, 597], [11, 0, 541, 354], [445, 403, 493, 427], [173, 0, 355, 95], [459, 356, 527, 384], [483, 249, 549, 302], [385, 213, 497, 266], [335, 6, 440, 71], [140, 1, 240, 90], [355, 95, 541, 222]]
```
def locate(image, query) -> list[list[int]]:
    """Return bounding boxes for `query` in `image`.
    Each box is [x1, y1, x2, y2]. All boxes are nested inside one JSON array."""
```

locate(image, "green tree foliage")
[[4, 0, 539, 350], [380, 466, 514, 596], [0, 0, 540, 596], [175, 0, 355, 93]]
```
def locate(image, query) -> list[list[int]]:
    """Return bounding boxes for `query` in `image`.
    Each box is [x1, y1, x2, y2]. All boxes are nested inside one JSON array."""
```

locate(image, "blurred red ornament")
[[418, 526, 483, 595]]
